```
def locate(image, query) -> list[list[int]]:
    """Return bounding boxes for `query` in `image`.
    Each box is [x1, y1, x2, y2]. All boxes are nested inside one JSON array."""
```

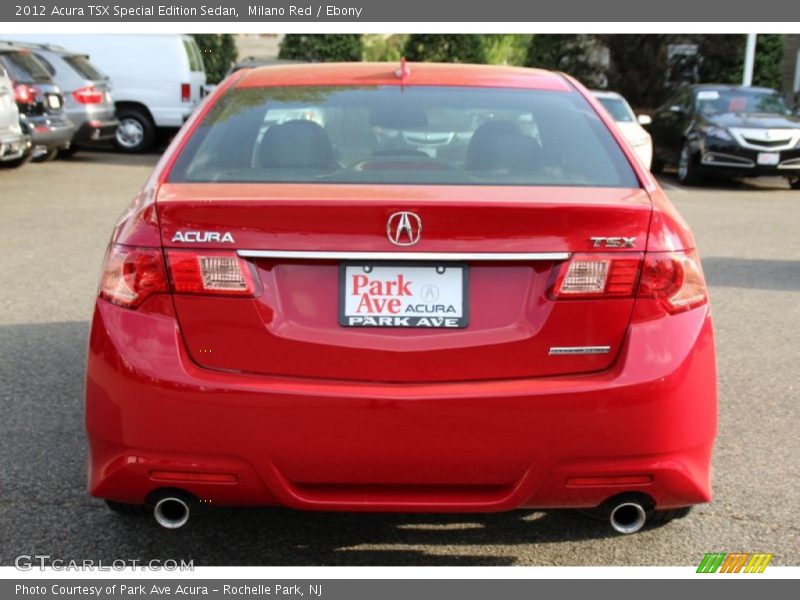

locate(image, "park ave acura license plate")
[[340, 263, 468, 328]]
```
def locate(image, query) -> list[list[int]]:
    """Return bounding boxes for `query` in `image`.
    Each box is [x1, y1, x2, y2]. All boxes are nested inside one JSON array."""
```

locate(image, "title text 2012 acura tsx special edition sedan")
[[86, 63, 716, 534]]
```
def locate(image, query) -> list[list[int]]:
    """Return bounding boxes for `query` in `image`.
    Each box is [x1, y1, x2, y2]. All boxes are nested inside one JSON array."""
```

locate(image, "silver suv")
[[15, 41, 118, 155]]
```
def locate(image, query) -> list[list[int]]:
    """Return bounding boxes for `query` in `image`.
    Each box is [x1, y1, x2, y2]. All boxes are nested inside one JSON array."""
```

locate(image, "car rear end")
[[86, 64, 716, 529], [0, 44, 74, 157], [45, 49, 118, 147]]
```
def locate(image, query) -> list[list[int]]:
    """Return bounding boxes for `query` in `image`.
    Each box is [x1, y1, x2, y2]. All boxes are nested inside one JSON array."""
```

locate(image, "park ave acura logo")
[[387, 212, 422, 246], [171, 231, 235, 243]]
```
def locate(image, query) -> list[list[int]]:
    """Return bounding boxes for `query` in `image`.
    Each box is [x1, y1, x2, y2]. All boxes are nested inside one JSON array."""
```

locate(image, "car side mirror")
[[637, 114, 652, 126], [669, 105, 686, 114]]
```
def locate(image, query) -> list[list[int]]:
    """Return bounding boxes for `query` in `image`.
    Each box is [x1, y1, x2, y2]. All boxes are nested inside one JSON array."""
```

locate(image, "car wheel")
[[677, 142, 703, 185], [789, 177, 800, 190], [0, 155, 30, 169], [115, 108, 155, 153], [105, 500, 149, 516], [31, 148, 58, 163]]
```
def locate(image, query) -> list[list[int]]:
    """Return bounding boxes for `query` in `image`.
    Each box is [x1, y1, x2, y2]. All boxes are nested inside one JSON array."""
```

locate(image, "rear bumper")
[[0, 131, 30, 161], [21, 114, 75, 150], [85, 299, 717, 512], [73, 118, 119, 145]]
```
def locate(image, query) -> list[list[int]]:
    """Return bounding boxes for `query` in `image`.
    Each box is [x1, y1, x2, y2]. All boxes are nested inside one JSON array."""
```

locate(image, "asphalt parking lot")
[[1, 152, 798, 567]]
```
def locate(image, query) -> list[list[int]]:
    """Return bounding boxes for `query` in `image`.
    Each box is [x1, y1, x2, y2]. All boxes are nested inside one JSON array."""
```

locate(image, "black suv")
[[0, 42, 75, 161], [651, 84, 800, 188]]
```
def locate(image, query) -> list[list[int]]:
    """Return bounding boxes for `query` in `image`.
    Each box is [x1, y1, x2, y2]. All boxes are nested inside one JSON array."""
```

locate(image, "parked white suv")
[[1, 34, 206, 152], [0, 61, 31, 167]]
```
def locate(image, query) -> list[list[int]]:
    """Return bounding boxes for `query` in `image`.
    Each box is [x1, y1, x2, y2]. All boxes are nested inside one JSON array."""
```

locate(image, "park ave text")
[[16, 4, 364, 18]]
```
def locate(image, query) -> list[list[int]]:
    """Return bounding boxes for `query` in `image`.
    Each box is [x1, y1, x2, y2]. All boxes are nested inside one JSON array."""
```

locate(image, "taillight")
[[552, 253, 641, 298], [181, 83, 191, 102], [166, 250, 256, 297], [638, 250, 708, 313], [98, 245, 168, 308], [72, 86, 103, 104], [14, 83, 38, 104]]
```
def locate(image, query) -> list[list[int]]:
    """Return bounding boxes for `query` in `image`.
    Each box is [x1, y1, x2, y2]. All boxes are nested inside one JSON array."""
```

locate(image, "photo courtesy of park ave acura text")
[[0, 22, 798, 573]]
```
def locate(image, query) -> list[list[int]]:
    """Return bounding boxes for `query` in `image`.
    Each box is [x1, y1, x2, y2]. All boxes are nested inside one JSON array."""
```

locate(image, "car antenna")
[[395, 56, 411, 88]]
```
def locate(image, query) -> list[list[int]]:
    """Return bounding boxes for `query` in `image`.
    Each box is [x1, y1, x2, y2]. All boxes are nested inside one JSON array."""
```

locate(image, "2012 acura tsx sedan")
[[86, 63, 717, 534]]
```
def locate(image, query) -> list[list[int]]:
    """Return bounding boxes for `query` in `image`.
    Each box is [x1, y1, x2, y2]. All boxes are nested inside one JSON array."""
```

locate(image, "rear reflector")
[[553, 254, 641, 298], [181, 83, 191, 102], [98, 245, 168, 308], [150, 470, 238, 483], [72, 86, 103, 104], [167, 250, 256, 296]]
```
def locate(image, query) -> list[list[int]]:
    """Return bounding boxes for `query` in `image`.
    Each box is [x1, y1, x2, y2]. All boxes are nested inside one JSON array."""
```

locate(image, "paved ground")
[[0, 152, 798, 566]]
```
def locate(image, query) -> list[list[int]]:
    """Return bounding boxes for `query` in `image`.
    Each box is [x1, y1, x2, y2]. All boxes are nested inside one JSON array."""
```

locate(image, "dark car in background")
[[14, 41, 118, 156], [651, 84, 800, 188], [0, 42, 75, 161]]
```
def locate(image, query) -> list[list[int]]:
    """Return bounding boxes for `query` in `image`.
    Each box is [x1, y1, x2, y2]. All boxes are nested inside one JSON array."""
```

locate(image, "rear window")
[[596, 96, 635, 122], [183, 40, 204, 73], [0, 51, 51, 83], [63, 54, 104, 81], [169, 85, 640, 188]]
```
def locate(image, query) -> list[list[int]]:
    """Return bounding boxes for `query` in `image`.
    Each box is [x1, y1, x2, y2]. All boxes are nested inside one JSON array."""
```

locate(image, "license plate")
[[340, 263, 468, 328], [757, 152, 780, 166], [47, 95, 61, 110]]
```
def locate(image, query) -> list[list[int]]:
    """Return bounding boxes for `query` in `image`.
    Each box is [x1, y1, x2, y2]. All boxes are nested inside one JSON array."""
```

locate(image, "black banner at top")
[[2, 0, 800, 22]]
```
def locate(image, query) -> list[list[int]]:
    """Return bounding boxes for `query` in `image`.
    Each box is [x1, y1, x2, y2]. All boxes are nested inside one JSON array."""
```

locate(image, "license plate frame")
[[757, 152, 780, 166], [339, 261, 469, 328]]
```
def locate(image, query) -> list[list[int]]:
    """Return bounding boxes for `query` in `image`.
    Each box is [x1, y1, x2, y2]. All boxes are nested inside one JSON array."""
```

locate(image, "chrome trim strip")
[[701, 152, 755, 168], [549, 346, 611, 356], [729, 128, 800, 152], [238, 250, 571, 261], [778, 158, 800, 170]]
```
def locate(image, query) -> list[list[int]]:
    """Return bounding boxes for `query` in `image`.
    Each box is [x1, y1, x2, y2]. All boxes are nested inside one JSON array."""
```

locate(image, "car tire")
[[0, 155, 30, 169], [677, 142, 703, 185], [105, 500, 149, 516], [31, 148, 58, 163], [115, 108, 156, 153], [789, 177, 800, 190]]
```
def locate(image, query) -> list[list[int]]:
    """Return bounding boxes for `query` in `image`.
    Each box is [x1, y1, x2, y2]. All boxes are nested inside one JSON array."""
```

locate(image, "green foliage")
[[363, 34, 408, 62], [752, 34, 784, 90], [278, 34, 363, 62], [686, 35, 783, 90], [524, 35, 604, 86], [403, 35, 487, 63], [191, 34, 237, 84], [603, 35, 672, 109], [483, 35, 532, 66]]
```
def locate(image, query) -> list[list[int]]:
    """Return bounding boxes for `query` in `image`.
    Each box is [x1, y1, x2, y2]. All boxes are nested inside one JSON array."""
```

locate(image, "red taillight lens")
[[166, 250, 256, 297], [638, 250, 708, 313], [181, 83, 191, 102], [98, 245, 169, 308], [553, 254, 641, 298], [14, 83, 38, 104], [72, 86, 103, 104]]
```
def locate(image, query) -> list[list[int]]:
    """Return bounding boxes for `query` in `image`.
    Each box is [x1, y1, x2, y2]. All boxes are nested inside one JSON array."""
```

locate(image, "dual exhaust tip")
[[148, 491, 651, 533]]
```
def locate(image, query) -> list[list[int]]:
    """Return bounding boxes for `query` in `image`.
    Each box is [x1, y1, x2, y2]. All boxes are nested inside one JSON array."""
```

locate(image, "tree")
[[363, 34, 408, 62], [604, 35, 672, 109], [403, 35, 487, 63], [278, 34, 363, 62], [482, 35, 532, 66], [525, 35, 604, 87], [192, 34, 237, 84]]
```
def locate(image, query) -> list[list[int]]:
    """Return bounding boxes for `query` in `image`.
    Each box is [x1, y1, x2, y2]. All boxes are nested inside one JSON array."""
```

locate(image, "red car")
[[86, 63, 716, 534]]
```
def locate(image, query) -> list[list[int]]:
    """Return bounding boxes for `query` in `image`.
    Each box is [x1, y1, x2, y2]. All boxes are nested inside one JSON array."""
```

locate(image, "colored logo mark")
[[697, 552, 773, 573]]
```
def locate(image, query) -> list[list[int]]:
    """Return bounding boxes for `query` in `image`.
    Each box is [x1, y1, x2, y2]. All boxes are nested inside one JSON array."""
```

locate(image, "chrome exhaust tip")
[[153, 496, 190, 529], [609, 501, 647, 534]]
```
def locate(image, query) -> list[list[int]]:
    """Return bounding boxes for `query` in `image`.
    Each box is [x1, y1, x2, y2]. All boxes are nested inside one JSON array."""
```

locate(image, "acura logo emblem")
[[387, 211, 422, 246]]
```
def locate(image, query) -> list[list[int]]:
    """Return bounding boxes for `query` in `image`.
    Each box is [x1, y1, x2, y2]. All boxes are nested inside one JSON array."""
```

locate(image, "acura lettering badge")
[[387, 212, 422, 246]]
